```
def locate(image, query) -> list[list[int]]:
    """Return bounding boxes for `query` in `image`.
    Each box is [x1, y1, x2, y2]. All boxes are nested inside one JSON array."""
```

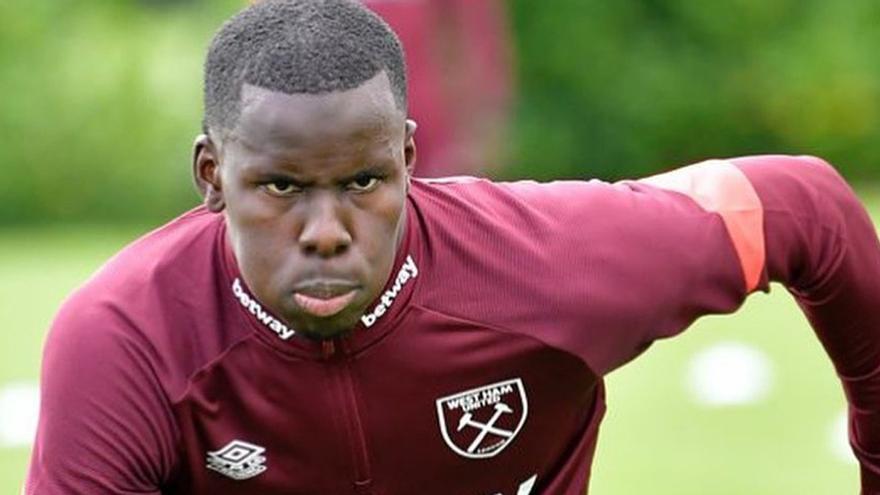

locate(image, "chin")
[[299, 327, 354, 342], [290, 311, 362, 341]]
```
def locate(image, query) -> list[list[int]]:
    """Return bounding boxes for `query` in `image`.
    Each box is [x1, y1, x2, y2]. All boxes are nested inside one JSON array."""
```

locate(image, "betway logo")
[[361, 255, 418, 328], [232, 278, 295, 340]]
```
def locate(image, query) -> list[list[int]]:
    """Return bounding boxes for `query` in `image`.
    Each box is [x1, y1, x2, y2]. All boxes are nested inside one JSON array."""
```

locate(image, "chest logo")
[[206, 439, 267, 481], [435, 378, 528, 459]]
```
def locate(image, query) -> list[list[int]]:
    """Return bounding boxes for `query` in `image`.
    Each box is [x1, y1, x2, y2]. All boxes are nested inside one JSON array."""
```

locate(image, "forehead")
[[229, 71, 404, 156]]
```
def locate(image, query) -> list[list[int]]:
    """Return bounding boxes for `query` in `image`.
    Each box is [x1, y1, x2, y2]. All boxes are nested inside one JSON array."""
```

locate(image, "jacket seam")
[[411, 303, 601, 380], [170, 332, 260, 406]]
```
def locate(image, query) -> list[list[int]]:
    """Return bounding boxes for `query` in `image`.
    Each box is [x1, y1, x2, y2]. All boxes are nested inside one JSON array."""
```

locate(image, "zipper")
[[325, 338, 373, 493]]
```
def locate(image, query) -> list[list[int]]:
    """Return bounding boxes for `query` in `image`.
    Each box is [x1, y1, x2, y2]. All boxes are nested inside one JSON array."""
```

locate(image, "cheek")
[[225, 182, 292, 239], [355, 187, 407, 263], [226, 182, 278, 224], [223, 191, 293, 281]]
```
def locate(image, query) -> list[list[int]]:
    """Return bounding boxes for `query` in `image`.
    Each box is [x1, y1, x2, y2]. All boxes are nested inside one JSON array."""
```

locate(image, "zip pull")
[[337, 336, 353, 356], [354, 478, 373, 494], [321, 340, 336, 359]]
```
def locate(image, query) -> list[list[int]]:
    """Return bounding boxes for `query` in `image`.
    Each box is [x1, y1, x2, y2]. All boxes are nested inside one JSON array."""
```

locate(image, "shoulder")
[[407, 177, 651, 337], [95, 206, 224, 288], [33, 207, 242, 489], [404, 168, 749, 357], [410, 175, 625, 211], [408, 174, 701, 260], [61, 206, 224, 338], [409, 175, 640, 242], [46, 206, 245, 400]]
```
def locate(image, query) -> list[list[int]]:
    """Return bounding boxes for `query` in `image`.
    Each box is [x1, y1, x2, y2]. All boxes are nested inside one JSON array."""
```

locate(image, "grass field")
[[1, 187, 878, 494]]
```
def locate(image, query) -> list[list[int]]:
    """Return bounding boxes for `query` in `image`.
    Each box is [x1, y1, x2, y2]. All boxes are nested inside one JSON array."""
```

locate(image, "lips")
[[292, 281, 359, 318]]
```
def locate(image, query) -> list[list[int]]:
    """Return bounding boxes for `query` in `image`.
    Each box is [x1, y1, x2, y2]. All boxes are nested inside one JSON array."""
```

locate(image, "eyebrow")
[[335, 163, 392, 184], [253, 162, 392, 185]]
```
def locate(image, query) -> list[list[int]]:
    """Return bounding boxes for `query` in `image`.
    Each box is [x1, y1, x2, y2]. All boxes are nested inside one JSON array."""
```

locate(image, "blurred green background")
[[2, 0, 879, 225], [1, 0, 877, 492]]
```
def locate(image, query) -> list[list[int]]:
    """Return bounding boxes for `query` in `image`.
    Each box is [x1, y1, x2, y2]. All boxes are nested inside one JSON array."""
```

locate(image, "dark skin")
[[193, 72, 417, 340]]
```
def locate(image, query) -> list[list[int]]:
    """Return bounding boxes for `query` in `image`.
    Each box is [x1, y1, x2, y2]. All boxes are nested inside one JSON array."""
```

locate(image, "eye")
[[346, 174, 382, 193], [261, 180, 301, 197]]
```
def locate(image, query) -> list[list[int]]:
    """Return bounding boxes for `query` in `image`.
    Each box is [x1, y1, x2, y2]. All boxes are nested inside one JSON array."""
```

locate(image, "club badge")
[[435, 378, 528, 459]]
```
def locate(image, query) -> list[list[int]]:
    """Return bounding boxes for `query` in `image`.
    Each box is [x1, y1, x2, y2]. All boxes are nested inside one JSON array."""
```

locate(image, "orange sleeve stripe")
[[640, 159, 766, 293]]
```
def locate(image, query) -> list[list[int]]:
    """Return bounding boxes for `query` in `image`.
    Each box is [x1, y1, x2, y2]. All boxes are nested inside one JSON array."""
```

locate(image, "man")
[[24, 1, 880, 494]]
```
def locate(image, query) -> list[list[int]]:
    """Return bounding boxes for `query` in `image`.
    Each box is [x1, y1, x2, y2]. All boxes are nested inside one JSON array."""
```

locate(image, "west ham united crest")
[[435, 378, 528, 459]]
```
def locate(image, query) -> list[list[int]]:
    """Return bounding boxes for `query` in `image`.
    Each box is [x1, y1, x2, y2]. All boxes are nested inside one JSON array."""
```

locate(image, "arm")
[[646, 155, 880, 491], [24, 293, 176, 494], [735, 155, 880, 491]]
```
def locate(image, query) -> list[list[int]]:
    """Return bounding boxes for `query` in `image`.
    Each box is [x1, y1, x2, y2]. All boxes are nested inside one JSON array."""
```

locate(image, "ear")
[[404, 119, 418, 181], [192, 134, 226, 212]]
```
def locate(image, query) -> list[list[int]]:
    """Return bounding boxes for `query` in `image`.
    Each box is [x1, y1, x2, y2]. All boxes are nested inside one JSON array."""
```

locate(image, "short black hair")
[[203, 0, 407, 137]]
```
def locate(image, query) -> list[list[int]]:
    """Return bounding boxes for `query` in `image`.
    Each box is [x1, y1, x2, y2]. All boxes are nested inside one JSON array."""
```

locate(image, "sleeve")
[[24, 293, 178, 494], [637, 155, 880, 491], [732, 155, 880, 492]]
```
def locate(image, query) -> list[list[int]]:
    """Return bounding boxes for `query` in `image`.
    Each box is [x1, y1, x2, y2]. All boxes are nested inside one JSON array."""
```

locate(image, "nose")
[[298, 193, 352, 258]]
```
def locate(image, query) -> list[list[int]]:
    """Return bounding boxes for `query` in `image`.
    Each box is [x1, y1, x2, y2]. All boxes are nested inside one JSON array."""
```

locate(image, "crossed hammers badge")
[[436, 378, 528, 459]]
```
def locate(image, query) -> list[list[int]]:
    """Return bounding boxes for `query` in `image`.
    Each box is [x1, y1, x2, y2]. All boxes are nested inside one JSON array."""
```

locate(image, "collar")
[[218, 200, 421, 360]]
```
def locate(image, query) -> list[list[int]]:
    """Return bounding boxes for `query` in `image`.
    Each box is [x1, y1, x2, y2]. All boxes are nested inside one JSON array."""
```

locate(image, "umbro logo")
[[206, 439, 267, 481]]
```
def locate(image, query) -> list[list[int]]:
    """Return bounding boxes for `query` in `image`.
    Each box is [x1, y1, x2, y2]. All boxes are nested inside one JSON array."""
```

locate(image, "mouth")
[[292, 280, 360, 318]]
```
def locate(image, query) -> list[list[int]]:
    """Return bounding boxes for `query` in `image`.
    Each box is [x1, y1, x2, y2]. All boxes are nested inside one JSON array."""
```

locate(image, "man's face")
[[194, 72, 416, 340]]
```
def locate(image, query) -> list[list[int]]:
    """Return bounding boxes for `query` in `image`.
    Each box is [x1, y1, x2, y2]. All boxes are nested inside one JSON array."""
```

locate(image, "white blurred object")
[[0, 382, 40, 448], [686, 342, 773, 407], [830, 409, 857, 464]]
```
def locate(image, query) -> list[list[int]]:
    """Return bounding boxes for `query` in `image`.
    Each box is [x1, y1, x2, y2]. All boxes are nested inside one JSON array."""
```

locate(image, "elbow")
[[797, 155, 867, 228], [733, 154, 865, 230], [731, 154, 876, 292]]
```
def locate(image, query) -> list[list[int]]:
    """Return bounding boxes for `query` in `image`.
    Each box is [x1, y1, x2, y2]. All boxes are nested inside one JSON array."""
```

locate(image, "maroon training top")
[[25, 155, 880, 494]]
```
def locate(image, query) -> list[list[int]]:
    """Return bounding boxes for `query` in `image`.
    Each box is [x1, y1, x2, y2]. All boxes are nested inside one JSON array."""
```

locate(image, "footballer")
[[24, 0, 880, 493]]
